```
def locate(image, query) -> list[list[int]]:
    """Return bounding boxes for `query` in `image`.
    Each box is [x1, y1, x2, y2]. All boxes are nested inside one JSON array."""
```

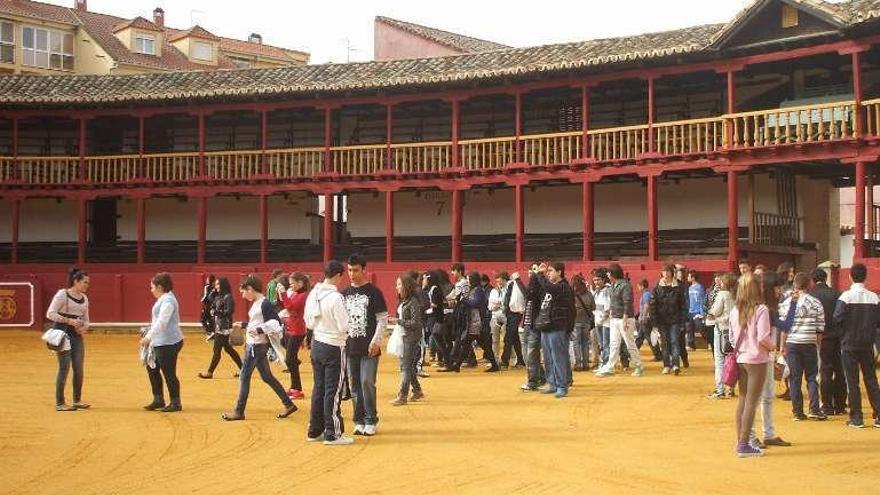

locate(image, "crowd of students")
[[43, 255, 880, 453]]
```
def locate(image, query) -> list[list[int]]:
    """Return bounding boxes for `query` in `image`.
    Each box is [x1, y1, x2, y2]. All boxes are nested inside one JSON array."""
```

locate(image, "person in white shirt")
[[304, 261, 353, 446], [140, 272, 184, 413], [488, 272, 507, 361]]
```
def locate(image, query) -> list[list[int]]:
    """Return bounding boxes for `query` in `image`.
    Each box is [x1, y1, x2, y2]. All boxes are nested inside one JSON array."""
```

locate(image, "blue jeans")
[[235, 343, 293, 414], [56, 332, 84, 406], [598, 326, 610, 365], [398, 339, 422, 397], [541, 330, 571, 391], [658, 323, 681, 368], [786, 342, 820, 416], [571, 322, 590, 368], [524, 326, 545, 387], [347, 354, 379, 426]]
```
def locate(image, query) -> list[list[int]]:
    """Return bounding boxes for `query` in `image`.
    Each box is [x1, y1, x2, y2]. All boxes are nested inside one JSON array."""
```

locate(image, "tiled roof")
[[112, 16, 163, 34], [219, 37, 307, 62], [844, 0, 880, 22], [167, 24, 220, 42], [711, 0, 848, 47], [0, 0, 78, 25], [375, 16, 510, 53]]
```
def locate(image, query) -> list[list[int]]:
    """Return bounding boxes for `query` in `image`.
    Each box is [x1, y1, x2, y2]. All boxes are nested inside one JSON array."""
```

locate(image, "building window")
[[134, 33, 156, 55], [781, 5, 799, 28], [231, 57, 253, 69], [21, 26, 74, 70], [1, 21, 14, 63], [191, 41, 212, 61]]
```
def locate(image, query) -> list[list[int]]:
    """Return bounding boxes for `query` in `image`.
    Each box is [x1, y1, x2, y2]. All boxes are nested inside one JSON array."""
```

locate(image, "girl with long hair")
[[390, 274, 425, 406], [46, 267, 91, 411], [280, 272, 311, 400], [199, 277, 243, 379]]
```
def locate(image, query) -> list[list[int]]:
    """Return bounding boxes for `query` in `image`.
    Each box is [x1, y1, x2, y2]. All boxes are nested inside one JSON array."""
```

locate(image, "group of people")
[[44, 255, 880, 454]]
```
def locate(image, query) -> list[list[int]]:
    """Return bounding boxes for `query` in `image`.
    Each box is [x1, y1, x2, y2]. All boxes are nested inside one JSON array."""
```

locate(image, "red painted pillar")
[[727, 71, 736, 148], [323, 193, 334, 262], [78, 117, 87, 182], [855, 161, 867, 260], [647, 78, 656, 154], [259, 194, 269, 264], [451, 99, 460, 169], [137, 115, 145, 179], [581, 85, 591, 159], [260, 110, 269, 176], [323, 107, 332, 173], [853, 51, 864, 137], [77, 198, 87, 265], [647, 174, 658, 261], [11, 117, 19, 181], [10, 198, 20, 264], [197, 196, 207, 264], [514, 92, 522, 163], [515, 184, 524, 263], [451, 189, 463, 262], [197, 112, 206, 177], [727, 170, 739, 270], [385, 190, 394, 263], [582, 180, 594, 261], [385, 103, 393, 170], [136, 196, 146, 264]]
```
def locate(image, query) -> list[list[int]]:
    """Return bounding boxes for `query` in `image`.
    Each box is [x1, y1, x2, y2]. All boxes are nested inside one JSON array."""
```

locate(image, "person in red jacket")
[[280, 272, 311, 400]]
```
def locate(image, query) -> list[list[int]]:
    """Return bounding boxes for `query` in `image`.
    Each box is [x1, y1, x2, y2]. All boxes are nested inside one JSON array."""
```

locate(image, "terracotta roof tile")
[[0, 0, 79, 25], [167, 24, 220, 42], [219, 37, 307, 61], [112, 16, 163, 33], [376, 16, 510, 53]]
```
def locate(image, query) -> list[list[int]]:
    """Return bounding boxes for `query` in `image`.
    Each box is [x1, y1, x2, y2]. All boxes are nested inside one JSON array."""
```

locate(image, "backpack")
[[508, 280, 526, 314]]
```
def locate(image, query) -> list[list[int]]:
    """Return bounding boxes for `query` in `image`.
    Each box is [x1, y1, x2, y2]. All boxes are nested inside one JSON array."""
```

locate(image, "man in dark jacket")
[[832, 263, 880, 428], [596, 264, 645, 377], [533, 261, 575, 398], [809, 268, 846, 416], [520, 262, 547, 391], [652, 264, 689, 375]]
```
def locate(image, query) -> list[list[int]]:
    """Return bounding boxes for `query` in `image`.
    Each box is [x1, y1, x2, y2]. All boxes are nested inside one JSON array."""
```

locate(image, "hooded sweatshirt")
[[304, 281, 350, 347]]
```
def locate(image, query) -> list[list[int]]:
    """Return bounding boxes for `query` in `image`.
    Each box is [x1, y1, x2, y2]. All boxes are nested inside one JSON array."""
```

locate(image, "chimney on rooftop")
[[153, 7, 165, 27], [74, 0, 87, 11], [248, 33, 262, 44]]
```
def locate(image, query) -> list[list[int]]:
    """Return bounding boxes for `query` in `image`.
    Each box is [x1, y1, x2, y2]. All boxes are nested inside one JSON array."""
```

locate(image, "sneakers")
[[672, 366, 681, 376], [277, 403, 298, 419], [306, 433, 325, 443], [707, 392, 725, 400], [362, 424, 377, 436], [540, 384, 557, 394], [807, 411, 828, 421], [763, 436, 791, 447], [323, 435, 354, 446], [410, 390, 425, 401], [554, 388, 568, 399], [631, 366, 645, 377], [56, 404, 77, 412], [161, 403, 182, 413], [417, 369, 430, 378], [520, 383, 537, 391], [661, 367, 671, 375], [736, 443, 765, 458], [353, 424, 365, 435], [72, 401, 91, 409], [288, 389, 305, 400], [792, 413, 807, 421], [390, 395, 407, 406], [847, 420, 866, 429], [749, 438, 764, 450], [595, 369, 614, 377]]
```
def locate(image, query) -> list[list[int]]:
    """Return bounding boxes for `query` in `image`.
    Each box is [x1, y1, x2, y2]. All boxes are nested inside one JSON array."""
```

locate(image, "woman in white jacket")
[[222, 274, 297, 421], [707, 273, 736, 399]]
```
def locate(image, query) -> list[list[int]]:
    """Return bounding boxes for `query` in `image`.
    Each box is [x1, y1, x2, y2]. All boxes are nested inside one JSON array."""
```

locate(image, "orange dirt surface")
[[1, 331, 878, 495]]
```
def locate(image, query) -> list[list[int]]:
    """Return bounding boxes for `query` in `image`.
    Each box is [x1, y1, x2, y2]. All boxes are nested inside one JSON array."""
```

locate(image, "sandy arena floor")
[[0, 331, 878, 494]]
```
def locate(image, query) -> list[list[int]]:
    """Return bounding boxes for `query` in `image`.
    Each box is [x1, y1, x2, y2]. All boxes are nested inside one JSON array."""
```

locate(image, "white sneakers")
[[323, 435, 354, 446], [353, 423, 365, 435], [363, 424, 377, 436]]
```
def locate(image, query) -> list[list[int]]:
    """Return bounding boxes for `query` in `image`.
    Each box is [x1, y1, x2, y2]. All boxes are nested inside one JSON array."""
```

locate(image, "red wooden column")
[[77, 197, 87, 264], [10, 198, 20, 264], [852, 51, 864, 137], [581, 85, 591, 159], [515, 184, 525, 263], [451, 99, 460, 169], [197, 196, 207, 264], [197, 112, 206, 177], [385, 103, 393, 170], [136, 196, 146, 264], [727, 170, 739, 270], [323, 108, 333, 173], [259, 194, 269, 264], [385, 190, 394, 263], [855, 161, 867, 260], [646, 174, 659, 261], [78, 117, 87, 182], [647, 77, 656, 154], [11, 116, 19, 181], [323, 193, 334, 262], [451, 188, 463, 262], [582, 180, 594, 261], [727, 70, 736, 147], [260, 109, 269, 176], [868, 174, 875, 242], [514, 92, 523, 163], [137, 115, 145, 180]]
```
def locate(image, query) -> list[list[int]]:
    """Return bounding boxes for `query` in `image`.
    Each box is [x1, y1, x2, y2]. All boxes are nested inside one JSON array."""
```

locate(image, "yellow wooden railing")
[[0, 157, 13, 182], [142, 152, 198, 182], [332, 144, 385, 175], [864, 98, 880, 137], [521, 131, 581, 165], [459, 136, 517, 169], [206, 150, 262, 180], [86, 155, 138, 183], [391, 141, 452, 173], [654, 117, 725, 155], [728, 101, 856, 148], [268, 147, 323, 178], [588, 125, 648, 161], [18, 156, 79, 184]]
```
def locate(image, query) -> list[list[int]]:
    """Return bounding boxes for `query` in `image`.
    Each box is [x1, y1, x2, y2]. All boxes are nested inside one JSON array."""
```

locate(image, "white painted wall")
[[19, 198, 77, 242], [268, 193, 314, 240]]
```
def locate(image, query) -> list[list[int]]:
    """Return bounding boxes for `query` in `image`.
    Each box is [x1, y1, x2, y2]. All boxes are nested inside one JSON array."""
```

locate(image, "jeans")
[[712, 328, 726, 395], [685, 315, 700, 348], [56, 332, 84, 406], [309, 341, 346, 441], [501, 312, 525, 367], [786, 342, 820, 416], [601, 318, 642, 372], [598, 326, 610, 365], [451, 332, 497, 370], [819, 337, 847, 413], [636, 320, 662, 361], [428, 321, 449, 366], [541, 330, 571, 391], [208, 333, 243, 374], [347, 353, 379, 426], [570, 322, 590, 369], [285, 334, 305, 390], [147, 340, 183, 406], [841, 348, 880, 424], [524, 326, 545, 387], [398, 339, 422, 397], [657, 323, 682, 369], [235, 343, 293, 414]]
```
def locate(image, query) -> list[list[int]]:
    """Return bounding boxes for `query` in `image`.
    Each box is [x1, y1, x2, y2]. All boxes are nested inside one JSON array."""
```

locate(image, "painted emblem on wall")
[[0, 290, 17, 321]]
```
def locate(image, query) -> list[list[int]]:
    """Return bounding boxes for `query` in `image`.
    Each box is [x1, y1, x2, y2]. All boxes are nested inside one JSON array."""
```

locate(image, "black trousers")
[[841, 348, 880, 424], [208, 333, 242, 373], [819, 337, 847, 413], [147, 341, 183, 405], [285, 334, 305, 390], [500, 312, 525, 366], [450, 332, 497, 370]]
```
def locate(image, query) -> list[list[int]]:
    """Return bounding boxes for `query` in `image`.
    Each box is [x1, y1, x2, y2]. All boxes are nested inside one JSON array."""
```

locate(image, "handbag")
[[722, 321, 748, 387], [229, 325, 244, 346]]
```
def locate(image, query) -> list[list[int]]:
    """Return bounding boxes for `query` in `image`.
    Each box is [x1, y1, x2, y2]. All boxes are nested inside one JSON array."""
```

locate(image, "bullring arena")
[[0, 330, 878, 494]]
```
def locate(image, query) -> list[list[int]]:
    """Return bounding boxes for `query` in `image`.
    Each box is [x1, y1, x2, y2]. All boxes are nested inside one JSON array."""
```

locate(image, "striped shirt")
[[779, 293, 825, 345]]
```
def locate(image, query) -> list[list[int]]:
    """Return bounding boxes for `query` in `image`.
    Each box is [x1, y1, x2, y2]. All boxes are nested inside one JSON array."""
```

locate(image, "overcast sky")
[[54, 0, 764, 63]]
